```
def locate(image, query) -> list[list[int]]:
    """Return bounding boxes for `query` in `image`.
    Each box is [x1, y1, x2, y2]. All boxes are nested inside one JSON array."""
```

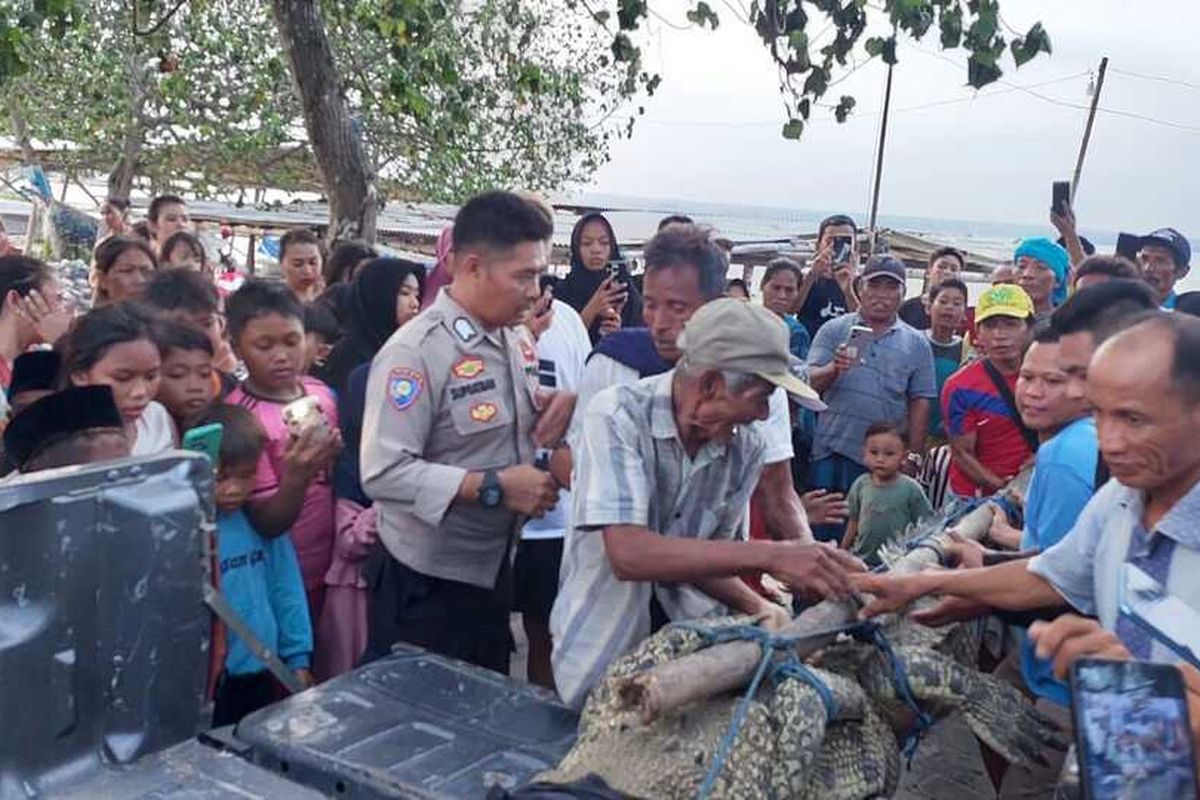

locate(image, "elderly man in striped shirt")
[[550, 298, 865, 709]]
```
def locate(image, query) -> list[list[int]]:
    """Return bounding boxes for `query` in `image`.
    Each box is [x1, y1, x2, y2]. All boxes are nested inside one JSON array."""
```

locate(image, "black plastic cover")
[[236, 644, 580, 798], [0, 454, 213, 798]]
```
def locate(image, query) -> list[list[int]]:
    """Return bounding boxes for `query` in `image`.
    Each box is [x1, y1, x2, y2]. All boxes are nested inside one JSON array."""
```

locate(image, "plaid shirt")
[[550, 371, 766, 708]]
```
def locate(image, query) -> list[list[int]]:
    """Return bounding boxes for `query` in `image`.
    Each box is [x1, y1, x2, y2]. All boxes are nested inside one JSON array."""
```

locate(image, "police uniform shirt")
[[360, 289, 540, 589]]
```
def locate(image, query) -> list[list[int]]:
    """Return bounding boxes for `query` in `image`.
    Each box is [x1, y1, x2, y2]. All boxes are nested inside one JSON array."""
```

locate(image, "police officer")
[[360, 191, 565, 673]]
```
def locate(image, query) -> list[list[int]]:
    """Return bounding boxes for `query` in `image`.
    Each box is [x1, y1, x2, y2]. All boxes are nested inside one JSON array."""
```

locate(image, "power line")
[[1109, 67, 1200, 93], [909, 44, 1200, 135]]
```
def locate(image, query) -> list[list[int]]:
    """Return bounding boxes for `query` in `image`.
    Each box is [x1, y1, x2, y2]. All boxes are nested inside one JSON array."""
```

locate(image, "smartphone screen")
[[1116, 233, 1143, 262], [1053, 180, 1071, 215], [832, 235, 853, 265], [1070, 658, 1198, 800]]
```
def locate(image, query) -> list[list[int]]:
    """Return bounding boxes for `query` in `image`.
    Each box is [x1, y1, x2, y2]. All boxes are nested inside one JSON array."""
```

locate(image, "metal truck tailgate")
[[235, 644, 579, 798], [0, 454, 212, 798]]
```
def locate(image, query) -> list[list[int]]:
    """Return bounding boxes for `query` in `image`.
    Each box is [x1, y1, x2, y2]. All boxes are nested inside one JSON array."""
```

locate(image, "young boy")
[[198, 403, 313, 726], [302, 303, 340, 376], [156, 320, 217, 432], [841, 423, 933, 567], [224, 279, 340, 659], [143, 267, 239, 389]]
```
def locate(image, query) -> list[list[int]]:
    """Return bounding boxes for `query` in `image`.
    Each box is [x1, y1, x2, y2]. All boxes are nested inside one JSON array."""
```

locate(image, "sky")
[[581, 0, 1200, 234]]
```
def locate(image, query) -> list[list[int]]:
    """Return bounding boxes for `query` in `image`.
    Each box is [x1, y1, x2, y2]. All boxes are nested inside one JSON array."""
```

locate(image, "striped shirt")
[[805, 313, 936, 463], [550, 371, 767, 708], [1029, 476, 1200, 666]]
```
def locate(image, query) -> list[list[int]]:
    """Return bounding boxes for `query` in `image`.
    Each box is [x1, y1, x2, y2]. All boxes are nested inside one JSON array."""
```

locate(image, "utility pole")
[[867, 58, 895, 255], [1071, 57, 1108, 202]]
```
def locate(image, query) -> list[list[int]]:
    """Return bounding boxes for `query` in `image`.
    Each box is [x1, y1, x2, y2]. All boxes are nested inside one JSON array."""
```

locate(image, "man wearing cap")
[[550, 299, 865, 708], [1135, 227, 1192, 309], [1014, 238, 1070, 322], [941, 285, 1036, 501], [2, 385, 130, 476], [805, 255, 937, 540]]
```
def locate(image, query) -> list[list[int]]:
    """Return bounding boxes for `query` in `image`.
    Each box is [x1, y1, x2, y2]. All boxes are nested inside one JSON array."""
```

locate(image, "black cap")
[[8, 351, 61, 398], [860, 254, 907, 285], [3, 385, 124, 468], [1138, 228, 1191, 268]]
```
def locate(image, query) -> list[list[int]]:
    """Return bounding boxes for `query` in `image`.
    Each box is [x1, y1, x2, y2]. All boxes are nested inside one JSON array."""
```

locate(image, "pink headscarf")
[[420, 225, 453, 309]]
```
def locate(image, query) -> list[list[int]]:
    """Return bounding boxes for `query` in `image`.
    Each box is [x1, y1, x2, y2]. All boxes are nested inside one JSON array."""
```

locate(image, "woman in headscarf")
[[318, 257, 423, 678], [554, 212, 643, 342], [316, 257, 424, 396]]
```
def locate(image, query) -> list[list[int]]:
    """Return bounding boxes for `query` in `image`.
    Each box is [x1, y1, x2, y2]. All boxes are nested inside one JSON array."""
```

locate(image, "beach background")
[[565, 191, 1200, 299]]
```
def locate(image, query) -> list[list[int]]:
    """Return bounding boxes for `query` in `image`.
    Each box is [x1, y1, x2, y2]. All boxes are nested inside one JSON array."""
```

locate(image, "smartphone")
[[1052, 180, 1072, 216], [181, 422, 223, 464], [1070, 658, 1198, 800], [832, 235, 853, 266], [1119, 563, 1200, 669], [844, 324, 874, 364], [1116, 233, 1143, 263], [282, 396, 328, 438]]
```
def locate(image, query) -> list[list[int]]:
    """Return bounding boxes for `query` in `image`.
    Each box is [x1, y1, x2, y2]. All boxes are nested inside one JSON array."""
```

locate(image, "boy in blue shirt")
[[198, 404, 313, 726]]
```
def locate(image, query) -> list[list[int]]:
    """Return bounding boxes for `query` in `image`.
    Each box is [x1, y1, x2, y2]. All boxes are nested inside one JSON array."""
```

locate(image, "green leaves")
[[1010, 21, 1051, 66], [744, 0, 1049, 141], [685, 2, 719, 30]]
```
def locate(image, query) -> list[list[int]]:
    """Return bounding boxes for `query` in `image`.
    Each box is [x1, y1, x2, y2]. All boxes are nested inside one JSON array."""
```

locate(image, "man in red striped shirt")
[[942, 285, 1036, 500]]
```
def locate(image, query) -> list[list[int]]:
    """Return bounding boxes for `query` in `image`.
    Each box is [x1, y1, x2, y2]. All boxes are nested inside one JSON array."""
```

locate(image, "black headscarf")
[[555, 212, 643, 342], [316, 257, 426, 395]]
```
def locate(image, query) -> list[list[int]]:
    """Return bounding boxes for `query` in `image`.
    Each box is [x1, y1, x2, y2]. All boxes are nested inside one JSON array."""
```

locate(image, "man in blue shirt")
[[855, 313, 1200, 788], [806, 255, 936, 541], [1134, 227, 1191, 310]]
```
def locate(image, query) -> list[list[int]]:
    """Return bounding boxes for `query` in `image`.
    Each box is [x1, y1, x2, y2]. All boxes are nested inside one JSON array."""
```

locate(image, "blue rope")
[[669, 622, 838, 800], [674, 617, 938, 796], [851, 620, 936, 767]]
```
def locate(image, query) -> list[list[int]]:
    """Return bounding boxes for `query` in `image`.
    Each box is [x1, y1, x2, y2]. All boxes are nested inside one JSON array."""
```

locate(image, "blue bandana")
[[1014, 237, 1070, 306]]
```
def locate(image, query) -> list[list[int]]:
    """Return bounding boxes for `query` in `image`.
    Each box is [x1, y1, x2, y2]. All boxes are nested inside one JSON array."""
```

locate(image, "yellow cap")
[[975, 284, 1035, 324]]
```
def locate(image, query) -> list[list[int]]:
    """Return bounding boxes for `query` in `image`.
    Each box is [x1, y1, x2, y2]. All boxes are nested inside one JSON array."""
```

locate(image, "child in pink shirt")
[[224, 278, 341, 677]]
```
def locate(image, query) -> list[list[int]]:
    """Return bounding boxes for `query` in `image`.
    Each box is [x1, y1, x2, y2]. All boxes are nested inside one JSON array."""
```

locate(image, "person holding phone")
[[804, 255, 936, 541], [796, 214, 860, 339], [555, 212, 643, 343], [1014, 237, 1070, 322]]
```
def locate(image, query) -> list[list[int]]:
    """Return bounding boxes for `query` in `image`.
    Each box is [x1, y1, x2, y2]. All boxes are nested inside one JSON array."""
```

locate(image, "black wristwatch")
[[479, 469, 504, 509]]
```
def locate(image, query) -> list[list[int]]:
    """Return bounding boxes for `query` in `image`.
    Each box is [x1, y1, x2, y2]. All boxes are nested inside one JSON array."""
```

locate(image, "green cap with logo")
[[676, 297, 826, 411]]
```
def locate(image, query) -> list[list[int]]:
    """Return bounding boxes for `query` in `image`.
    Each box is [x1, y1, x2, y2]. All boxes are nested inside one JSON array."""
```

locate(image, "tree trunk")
[[617, 469, 1033, 722], [269, 0, 377, 243], [6, 97, 37, 164]]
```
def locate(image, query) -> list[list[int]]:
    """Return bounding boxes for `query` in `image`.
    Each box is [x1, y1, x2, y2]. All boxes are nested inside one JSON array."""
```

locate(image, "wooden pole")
[[617, 470, 1031, 722], [867, 57, 896, 254], [1070, 57, 1108, 203]]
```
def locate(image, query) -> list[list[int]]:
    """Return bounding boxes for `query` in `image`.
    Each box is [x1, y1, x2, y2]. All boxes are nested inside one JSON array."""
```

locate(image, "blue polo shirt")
[[1017, 416, 1097, 706], [805, 313, 937, 463], [1030, 465, 1200, 670]]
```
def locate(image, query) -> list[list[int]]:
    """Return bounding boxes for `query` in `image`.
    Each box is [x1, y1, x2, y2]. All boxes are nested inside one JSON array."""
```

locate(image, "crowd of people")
[[0, 187, 1198, 794]]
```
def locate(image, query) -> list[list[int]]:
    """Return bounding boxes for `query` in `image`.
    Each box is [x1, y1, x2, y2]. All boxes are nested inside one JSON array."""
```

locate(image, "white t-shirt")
[[522, 301, 592, 541], [131, 401, 177, 456]]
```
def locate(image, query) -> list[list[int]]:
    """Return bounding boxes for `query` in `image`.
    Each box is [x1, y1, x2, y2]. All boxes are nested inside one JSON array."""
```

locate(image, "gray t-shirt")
[[805, 314, 937, 463], [847, 473, 932, 565]]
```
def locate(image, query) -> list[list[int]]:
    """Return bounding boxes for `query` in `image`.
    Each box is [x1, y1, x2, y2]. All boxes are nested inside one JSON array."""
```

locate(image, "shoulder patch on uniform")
[[387, 367, 425, 411], [469, 402, 498, 423], [453, 317, 477, 342], [452, 356, 486, 379]]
